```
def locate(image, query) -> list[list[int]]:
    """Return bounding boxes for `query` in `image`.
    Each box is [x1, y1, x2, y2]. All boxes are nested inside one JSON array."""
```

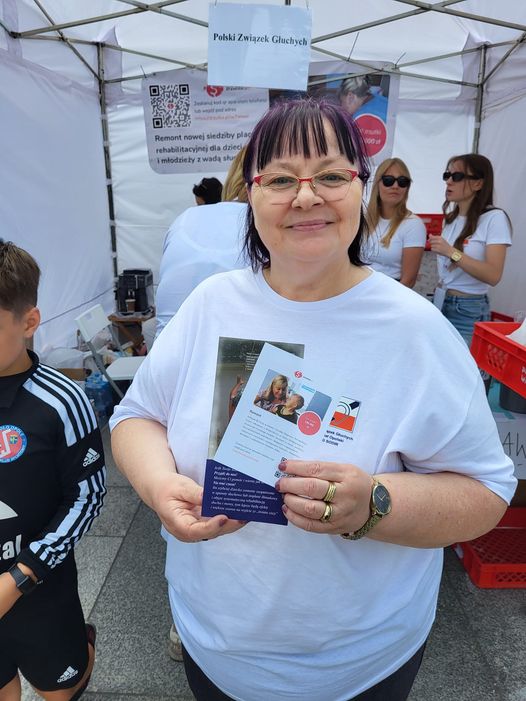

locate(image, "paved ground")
[[22, 426, 526, 701]]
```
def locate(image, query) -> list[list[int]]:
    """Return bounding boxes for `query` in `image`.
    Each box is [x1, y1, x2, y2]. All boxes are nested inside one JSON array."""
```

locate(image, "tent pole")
[[31, 0, 99, 79], [472, 44, 487, 154], [482, 31, 526, 86], [97, 43, 119, 284]]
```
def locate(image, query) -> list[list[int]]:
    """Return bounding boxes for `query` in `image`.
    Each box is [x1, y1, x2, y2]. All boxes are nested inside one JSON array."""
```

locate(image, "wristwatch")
[[8, 563, 41, 595], [450, 249, 463, 263], [341, 478, 392, 541]]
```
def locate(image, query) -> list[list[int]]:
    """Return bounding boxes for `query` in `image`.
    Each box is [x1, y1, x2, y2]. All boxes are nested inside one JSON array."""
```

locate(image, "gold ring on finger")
[[322, 481, 337, 504], [320, 503, 333, 523]]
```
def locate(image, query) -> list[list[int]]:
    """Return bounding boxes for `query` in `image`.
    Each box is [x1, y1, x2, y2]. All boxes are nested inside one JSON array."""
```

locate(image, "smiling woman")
[[110, 99, 516, 701], [242, 99, 370, 299]]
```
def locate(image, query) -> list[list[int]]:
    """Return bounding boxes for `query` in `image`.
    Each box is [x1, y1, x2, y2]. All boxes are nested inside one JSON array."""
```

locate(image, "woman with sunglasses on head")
[[364, 158, 426, 287], [429, 154, 512, 345], [110, 101, 515, 701]]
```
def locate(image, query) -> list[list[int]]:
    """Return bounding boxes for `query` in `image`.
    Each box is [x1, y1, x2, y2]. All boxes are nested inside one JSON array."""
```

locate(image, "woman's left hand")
[[275, 459, 373, 535], [428, 235, 455, 258]]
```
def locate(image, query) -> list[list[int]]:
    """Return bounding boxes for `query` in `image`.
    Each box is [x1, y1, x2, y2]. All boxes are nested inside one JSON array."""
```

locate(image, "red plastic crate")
[[471, 322, 526, 398], [455, 508, 526, 588], [490, 311, 514, 322]]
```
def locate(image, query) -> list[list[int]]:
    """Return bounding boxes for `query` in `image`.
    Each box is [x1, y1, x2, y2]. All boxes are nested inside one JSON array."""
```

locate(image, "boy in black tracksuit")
[[0, 242, 106, 701]]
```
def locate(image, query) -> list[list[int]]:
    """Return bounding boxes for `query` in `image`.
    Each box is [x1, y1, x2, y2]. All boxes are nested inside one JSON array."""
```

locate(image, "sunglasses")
[[442, 171, 480, 183], [381, 175, 411, 188]]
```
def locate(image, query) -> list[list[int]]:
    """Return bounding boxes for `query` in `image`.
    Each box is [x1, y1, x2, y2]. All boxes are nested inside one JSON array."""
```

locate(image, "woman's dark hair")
[[443, 154, 510, 250], [192, 177, 223, 204], [242, 98, 371, 270]]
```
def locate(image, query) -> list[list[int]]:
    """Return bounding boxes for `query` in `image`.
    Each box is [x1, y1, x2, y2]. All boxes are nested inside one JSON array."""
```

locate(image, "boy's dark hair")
[[0, 241, 41, 315]]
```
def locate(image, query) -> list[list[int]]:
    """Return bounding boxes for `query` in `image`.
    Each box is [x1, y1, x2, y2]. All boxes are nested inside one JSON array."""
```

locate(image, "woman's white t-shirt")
[[110, 269, 515, 701], [364, 214, 426, 280], [437, 209, 512, 295]]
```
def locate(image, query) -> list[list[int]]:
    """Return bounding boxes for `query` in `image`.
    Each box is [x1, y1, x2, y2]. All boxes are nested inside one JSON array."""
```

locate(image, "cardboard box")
[[56, 368, 88, 381], [488, 382, 526, 506]]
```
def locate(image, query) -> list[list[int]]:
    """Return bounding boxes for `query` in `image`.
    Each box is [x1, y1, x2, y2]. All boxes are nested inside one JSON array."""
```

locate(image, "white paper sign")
[[142, 68, 268, 174], [208, 3, 312, 91]]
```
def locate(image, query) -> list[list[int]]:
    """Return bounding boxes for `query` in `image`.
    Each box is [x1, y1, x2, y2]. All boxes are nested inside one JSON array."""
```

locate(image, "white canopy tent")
[[1, 0, 525, 351]]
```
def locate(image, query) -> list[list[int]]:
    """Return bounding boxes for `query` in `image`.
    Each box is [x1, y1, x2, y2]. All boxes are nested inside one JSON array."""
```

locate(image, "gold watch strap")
[[340, 512, 383, 541], [340, 478, 389, 541]]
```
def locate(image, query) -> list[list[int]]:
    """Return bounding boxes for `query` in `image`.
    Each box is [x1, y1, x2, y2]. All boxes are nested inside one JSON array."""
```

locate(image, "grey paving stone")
[[77, 535, 123, 616], [101, 425, 131, 487], [409, 569, 505, 701], [20, 679, 38, 701], [89, 485, 140, 537], [88, 504, 192, 698]]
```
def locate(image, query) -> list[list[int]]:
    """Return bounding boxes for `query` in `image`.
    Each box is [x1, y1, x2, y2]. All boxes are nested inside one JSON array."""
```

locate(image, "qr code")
[[149, 83, 191, 128]]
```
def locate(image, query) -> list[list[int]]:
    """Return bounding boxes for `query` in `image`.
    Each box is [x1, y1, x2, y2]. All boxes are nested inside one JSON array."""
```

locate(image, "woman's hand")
[[428, 238, 507, 286], [151, 472, 246, 543], [275, 459, 373, 535], [428, 235, 455, 258]]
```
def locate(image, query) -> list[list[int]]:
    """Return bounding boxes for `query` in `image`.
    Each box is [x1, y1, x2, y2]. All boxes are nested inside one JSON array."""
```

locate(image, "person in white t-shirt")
[[364, 158, 426, 287], [155, 149, 248, 338], [110, 100, 515, 701], [429, 154, 512, 345]]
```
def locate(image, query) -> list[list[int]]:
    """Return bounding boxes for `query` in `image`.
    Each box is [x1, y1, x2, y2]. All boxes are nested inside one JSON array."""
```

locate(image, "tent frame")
[[6, 0, 525, 89], [4, 0, 525, 288]]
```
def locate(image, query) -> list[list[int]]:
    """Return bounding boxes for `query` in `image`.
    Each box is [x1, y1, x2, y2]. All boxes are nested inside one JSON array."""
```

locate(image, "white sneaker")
[[168, 623, 183, 662]]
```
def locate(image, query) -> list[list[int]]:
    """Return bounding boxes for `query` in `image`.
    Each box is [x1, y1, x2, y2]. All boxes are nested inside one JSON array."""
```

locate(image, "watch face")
[[372, 483, 391, 515]]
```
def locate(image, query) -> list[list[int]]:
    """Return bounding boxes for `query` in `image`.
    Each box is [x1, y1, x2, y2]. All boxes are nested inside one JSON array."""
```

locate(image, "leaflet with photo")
[[202, 340, 342, 524]]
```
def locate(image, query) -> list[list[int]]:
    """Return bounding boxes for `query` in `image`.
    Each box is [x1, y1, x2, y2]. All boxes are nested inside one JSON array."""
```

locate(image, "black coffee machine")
[[116, 269, 154, 314]]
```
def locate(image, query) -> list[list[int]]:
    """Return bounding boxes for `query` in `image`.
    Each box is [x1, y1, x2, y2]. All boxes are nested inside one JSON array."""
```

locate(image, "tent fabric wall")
[[1, 0, 525, 352], [0, 49, 114, 352], [482, 95, 526, 317]]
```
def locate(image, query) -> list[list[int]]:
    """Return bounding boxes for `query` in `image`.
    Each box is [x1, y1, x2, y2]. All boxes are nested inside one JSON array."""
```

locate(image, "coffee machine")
[[116, 269, 154, 314]]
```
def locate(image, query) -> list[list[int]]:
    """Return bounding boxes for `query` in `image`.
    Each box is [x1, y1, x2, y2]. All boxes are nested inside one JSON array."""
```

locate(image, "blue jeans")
[[441, 294, 490, 347]]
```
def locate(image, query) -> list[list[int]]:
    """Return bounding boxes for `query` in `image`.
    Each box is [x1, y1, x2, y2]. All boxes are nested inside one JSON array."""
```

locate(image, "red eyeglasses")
[[251, 169, 359, 203]]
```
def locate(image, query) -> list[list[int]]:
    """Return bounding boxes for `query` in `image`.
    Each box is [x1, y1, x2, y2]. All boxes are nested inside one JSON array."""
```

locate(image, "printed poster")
[[271, 60, 399, 163], [142, 68, 268, 173]]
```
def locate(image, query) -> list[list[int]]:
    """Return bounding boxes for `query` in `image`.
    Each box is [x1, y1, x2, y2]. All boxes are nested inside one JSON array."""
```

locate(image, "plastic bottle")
[[85, 373, 107, 426], [99, 375, 114, 418]]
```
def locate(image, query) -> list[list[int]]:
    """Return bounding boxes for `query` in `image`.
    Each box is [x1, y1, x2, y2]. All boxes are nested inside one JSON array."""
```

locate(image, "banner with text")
[[208, 3, 311, 91], [142, 68, 268, 173]]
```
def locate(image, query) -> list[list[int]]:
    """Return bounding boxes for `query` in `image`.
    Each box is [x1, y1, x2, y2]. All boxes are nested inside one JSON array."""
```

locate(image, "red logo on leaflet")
[[205, 85, 224, 97], [294, 371, 302, 378], [297, 411, 322, 436], [355, 114, 387, 156], [0, 425, 27, 463]]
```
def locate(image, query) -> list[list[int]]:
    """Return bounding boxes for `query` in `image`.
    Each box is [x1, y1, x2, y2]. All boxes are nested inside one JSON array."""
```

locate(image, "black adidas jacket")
[[0, 352, 106, 581]]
